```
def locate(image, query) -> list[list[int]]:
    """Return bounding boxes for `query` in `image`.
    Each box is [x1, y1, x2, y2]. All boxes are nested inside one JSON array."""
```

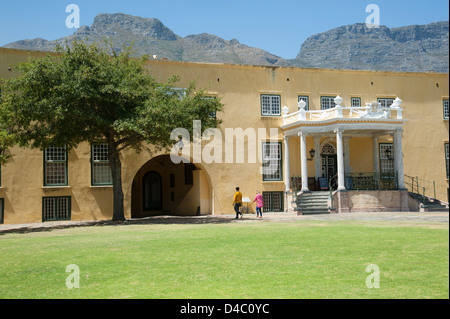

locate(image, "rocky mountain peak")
[[2, 13, 448, 72], [295, 20, 449, 73], [76, 13, 178, 41]]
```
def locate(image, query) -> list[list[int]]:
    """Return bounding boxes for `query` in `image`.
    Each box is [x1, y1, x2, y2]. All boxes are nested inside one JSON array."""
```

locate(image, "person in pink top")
[[252, 191, 264, 218]]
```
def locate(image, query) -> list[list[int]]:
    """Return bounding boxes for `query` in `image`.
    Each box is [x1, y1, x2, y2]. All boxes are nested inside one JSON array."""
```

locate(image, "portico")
[[281, 96, 408, 213]]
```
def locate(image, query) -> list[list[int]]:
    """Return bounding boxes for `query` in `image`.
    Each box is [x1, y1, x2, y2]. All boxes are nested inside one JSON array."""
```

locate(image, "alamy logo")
[[365, 264, 380, 288], [66, 4, 80, 29], [66, 264, 80, 289], [366, 4, 380, 29], [170, 121, 280, 175]]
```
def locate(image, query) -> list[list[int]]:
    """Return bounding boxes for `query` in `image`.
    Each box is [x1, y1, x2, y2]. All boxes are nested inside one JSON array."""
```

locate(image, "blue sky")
[[0, 0, 448, 59]]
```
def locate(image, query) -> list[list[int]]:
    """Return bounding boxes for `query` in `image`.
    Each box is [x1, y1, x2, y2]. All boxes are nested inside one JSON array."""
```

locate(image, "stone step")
[[416, 199, 444, 206], [297, 200, 328, 206], [302, 211, 330, 215], [295, 192, 332, 215], [300, 192, 330, 196], [298, 196, 328, 201], [409, 193, 446, 206], [297, 191, 329, 196], [299, 196, 329, 201], [297, 203, 328, 209], [423, 205, 449, 212], [297, 196, 329, 202], [294, 206, 330, 215]]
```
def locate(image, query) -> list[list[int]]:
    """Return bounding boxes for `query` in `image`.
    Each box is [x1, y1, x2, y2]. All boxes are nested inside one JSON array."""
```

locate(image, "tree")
[[0, 40, 222, 221]]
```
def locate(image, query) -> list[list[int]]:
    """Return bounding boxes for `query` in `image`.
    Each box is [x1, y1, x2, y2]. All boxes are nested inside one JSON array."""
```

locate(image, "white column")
[[373, 136, 379, 174], [284, 136, 291, 192], [394, 129, 406, 189], [335, 128, 346, 190], [314, 136, 321, 182], [299, 131, 309, 192], [344, 136, 351, 174]]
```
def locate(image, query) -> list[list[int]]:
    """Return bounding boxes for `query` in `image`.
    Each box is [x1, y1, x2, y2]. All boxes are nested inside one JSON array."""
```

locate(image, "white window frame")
[[321, 96, 336, 110], [351, 97, 361, 107], [262, 142, 282, 181], [44, 146, 68, 186], [261, 94, 281, 116], [378, 98, 395, 108], [298, 96, 309, 110], [443, 99, 449, 120], [379, 143, 394, 174], [91, 143, 112, 186], [445, 143, 449, 179]]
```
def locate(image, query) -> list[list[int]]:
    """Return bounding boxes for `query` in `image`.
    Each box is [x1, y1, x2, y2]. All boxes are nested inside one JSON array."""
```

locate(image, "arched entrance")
[[131, 154, 212, 218]]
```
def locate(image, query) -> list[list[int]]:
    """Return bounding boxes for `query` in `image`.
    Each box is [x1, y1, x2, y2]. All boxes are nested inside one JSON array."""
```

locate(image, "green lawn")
[[0, 220, 448, 299]]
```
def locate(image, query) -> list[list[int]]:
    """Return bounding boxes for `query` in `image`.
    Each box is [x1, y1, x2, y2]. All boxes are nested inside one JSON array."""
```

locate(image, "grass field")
[[0, 219, 448, 299]]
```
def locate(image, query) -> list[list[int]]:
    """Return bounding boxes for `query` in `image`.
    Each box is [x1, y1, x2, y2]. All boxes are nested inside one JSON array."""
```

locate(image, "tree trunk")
[[107, 136, 126, 222]]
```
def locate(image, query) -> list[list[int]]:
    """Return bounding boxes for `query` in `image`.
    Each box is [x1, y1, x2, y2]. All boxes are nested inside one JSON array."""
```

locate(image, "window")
[[167, 87, 187, 99], [261, 94, 281, 116], [262, 142, 282, 181], [445, 143, 449, 179], [379, 143, 394, 173], [351, 97, 361, 107], [378, 98, 394, 108], [0, 198, 4, 224], [91, 144, 112, 186], [170, 174, 175, 188], [321, 96, 336, 110], [42, 196, 71, 221], [443, 99, 449, 120], [44, 146, 68, 186], [298, 95, 309, 110], [202, 96, 217, 119], [262, 192, 283, 212], [184, 163, 195, 185]]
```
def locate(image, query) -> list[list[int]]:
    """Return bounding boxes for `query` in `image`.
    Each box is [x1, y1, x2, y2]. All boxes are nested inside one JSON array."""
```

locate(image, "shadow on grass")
[[0, 215, 249, 235]]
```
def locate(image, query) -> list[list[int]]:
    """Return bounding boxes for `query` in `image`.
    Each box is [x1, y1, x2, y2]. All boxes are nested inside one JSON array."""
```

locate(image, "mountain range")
[[3, 13, 449, 73]]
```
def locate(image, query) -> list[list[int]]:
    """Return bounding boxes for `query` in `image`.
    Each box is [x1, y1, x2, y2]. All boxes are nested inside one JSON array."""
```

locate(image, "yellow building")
[[0, 47, 448, 224]]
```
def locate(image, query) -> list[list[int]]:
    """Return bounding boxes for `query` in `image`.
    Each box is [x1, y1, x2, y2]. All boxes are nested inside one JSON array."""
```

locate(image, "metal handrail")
[[291, 173, 448, 206], [328, 174, 338, 198], [404, 174, 448, 203], [345, 172, 398, 191]]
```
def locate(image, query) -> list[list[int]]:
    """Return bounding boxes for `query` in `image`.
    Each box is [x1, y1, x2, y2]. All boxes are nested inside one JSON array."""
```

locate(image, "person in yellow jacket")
[[232, 187, 243, 219]]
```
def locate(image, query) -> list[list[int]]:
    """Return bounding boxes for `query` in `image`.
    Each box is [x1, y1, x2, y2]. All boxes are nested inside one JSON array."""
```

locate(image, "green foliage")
[[0, 39, 222, 152], [0, 130, 14, 164], [0, 39, 223, 220], [0, 92, 15, 164]]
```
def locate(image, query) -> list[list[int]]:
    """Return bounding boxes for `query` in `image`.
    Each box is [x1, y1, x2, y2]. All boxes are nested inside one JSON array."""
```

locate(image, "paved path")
[[0, 211, 448, 234]]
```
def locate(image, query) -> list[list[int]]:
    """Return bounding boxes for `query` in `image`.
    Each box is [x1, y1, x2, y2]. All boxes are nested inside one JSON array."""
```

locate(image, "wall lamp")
[[307, 148, 315, 161], [176, 137, 184, 152]]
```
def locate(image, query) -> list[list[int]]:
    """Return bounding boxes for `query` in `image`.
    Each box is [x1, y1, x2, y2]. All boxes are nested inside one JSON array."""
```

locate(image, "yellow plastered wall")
[[0, 48, 449, 223], [349, 137, 375, 173]]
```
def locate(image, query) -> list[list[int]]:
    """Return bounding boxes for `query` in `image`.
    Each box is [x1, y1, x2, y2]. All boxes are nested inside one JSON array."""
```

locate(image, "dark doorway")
[[143, 171, 162, 211], [321, 143, 338, 189], [322, 154, 337, 180]]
